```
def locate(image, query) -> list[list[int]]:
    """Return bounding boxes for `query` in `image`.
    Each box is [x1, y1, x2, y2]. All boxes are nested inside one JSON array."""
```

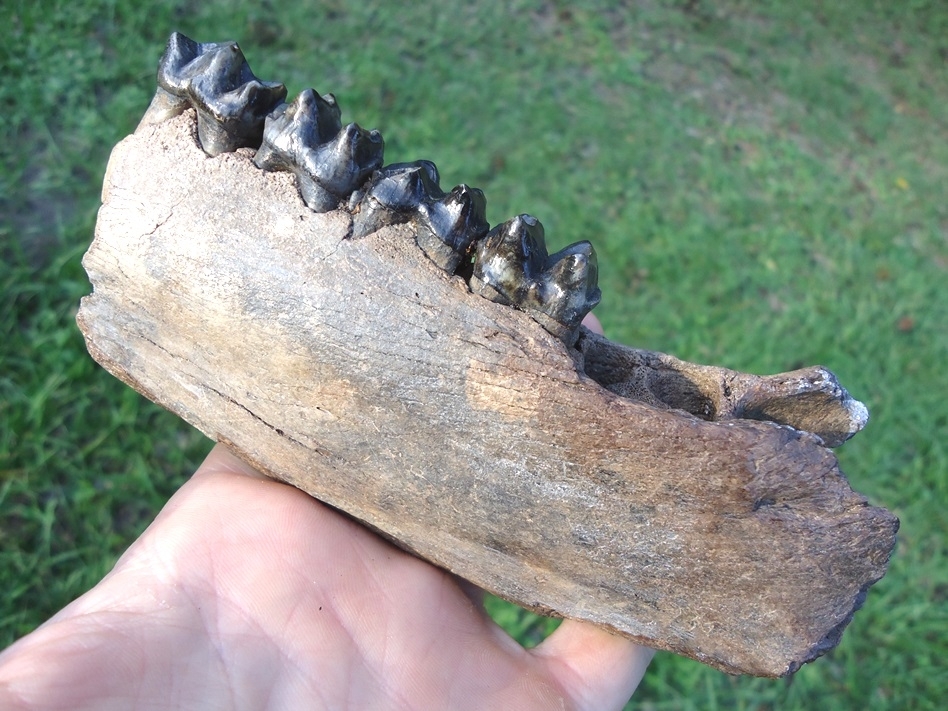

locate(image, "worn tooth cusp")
[[255, 90, 383, 212], [140, 31, 286, 156], [352, 161, 489, 271], [471, 215, 601, 343]]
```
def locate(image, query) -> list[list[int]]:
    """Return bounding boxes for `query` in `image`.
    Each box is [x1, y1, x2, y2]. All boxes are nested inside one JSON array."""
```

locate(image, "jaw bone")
[[79, 32, 897, 678]]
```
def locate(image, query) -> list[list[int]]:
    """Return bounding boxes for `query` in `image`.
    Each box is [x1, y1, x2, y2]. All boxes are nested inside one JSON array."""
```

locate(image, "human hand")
[[0, 314, 652, 711]]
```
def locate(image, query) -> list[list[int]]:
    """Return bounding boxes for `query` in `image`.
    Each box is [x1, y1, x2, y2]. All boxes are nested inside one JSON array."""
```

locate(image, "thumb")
[[194, 442, 270, 480], [531, 619, 654, 711]]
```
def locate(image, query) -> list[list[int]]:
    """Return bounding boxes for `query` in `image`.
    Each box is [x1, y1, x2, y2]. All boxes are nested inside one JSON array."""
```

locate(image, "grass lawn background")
[[1, 0, 945, 708]]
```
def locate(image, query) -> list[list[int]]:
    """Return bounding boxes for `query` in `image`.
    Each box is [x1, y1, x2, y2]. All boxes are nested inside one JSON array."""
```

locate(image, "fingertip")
[[581, 313, 604, 336], [532, 619, 653, 711], [196, 442, 270, 480]]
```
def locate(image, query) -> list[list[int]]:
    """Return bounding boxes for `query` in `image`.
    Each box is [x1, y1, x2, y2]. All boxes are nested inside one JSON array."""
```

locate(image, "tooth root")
[[140, 31, 286, 156], [139, 86, 191, 126], [471, 215, 600, 344]]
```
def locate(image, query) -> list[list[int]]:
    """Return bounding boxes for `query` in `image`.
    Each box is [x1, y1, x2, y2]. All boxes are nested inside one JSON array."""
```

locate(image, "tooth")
[[543, 241, 601, 327], [139, 31, 286, 156], [352, 161, 488, 271], [255, 92, 383, 213], [253, 89, 342, 172], [138, 32, 203, 123], [351, 161, 441, 238], [470, 214, 546, 306], [307, 123, 385, 210], [471, 215, 600, 343], [253, 89, 346, 210], [370, 160, 442, 209], [417, 184, 489, 271]]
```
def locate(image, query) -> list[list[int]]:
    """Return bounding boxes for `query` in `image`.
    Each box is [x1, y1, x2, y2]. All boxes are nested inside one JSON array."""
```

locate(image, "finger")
[[581, 312, 604, 335], [451, 574, 487, 608], [196, 442, 271, 480], [531, 619, 653, 711]]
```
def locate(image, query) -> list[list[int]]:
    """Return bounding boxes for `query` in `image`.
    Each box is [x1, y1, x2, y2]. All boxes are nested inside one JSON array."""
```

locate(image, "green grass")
[[1, 0, 946, 707]]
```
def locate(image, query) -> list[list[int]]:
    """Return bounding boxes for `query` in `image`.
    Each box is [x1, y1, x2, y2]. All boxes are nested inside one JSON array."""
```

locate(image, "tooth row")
[[350, 161, 489, 272], [142, 32, 601, 343], [470, 215, 601, 343], [140, 32, 287, 157]]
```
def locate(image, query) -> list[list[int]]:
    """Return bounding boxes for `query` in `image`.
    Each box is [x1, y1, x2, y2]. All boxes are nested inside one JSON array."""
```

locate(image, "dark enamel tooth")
[[352, 162, 488, 271], [253, 89, 342, 175], [139, 33, 216, 123], [471, 215, 600, 343], [470, 215, 545, 307], [423, 185, 489, 251], [255, 89, 384, 213], [305, 123, 385, 209], [541, 242, 601, 328], [253, 89, 345, 209], [139, 33, 221, 123], [417, 185, 489, 271], [304, 91, 343, 145], [351, 161, 442, 239], [370, 161, 442, 209], [193, 77, 287, 157], [140, 32, 286, 156]]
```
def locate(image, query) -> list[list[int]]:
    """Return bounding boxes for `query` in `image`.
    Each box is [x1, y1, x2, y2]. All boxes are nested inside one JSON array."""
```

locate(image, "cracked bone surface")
[[579, 330, 870, 448], [78, 33, 897, 679]]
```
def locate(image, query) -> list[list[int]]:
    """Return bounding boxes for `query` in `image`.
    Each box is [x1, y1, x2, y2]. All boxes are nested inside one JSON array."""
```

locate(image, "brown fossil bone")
[[77, 34, 897, 679]]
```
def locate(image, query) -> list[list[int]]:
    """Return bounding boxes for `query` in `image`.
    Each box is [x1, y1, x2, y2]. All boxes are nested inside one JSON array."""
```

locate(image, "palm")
[[1, 446, 650, 710]]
